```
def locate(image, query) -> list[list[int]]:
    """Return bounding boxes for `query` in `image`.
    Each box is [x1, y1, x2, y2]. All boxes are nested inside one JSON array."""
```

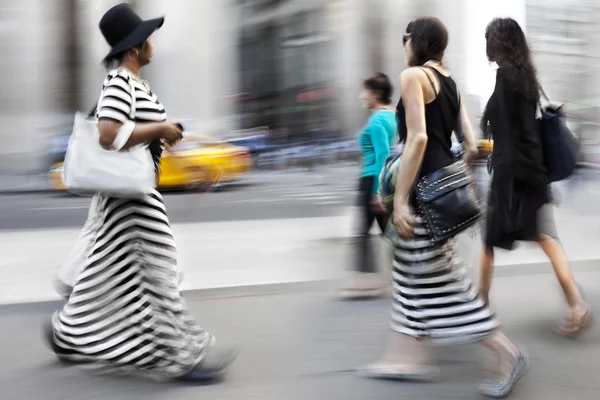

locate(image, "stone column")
[[0, 0, 68, 173], [328, 0, 374, 135], [381, 0, 419, 106]]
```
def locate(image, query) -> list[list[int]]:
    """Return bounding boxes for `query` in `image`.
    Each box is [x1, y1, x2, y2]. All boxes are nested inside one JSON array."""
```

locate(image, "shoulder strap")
[[88, 104, 98, 119], [539, 86, 550, 103], [128, 76, 136, 120], [90, 69, 137, 120], [120, 69, 137, 121], [420, 67, 464, 144], [418, 67, 438, 95]]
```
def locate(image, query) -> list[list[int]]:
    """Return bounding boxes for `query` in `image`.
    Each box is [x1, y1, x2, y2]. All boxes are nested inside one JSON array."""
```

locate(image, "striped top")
[[96, 68, 166, 170]]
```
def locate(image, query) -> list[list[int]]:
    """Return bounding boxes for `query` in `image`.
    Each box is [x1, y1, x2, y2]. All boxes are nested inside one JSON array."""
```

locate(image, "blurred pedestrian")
[[361, 18, 528, 398], [479, 17, 592, 337], [44, 3, 236, 381], [339, 73, 397, 299]]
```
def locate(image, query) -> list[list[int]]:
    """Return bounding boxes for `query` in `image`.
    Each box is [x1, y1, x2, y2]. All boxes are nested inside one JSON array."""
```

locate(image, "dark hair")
[[405, 17, 448, 66], [485, 18, 540, 101], [363, 73, 393, 105], [103, 42, 145, 70]]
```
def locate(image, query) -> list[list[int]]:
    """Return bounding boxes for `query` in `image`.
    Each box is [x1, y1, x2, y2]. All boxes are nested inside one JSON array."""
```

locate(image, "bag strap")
[[88, 69, 137, 120], [538, 84, 552, 116], [539, 86, 550, 104], [125, 70, 137, 121]]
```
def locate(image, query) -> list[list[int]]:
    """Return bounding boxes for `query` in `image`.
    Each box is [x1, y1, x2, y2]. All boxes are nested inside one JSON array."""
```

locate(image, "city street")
[[0, 270, 599, 400], [0, 167, 358, 231], [2, 0, 599, 397], [1, 165, 600, 305], [1, 164, 599, 231], [0, 167, 599, 398]]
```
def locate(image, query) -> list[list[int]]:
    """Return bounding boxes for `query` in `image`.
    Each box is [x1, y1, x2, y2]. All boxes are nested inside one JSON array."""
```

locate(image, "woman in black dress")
[[479, 17, 592, 336]]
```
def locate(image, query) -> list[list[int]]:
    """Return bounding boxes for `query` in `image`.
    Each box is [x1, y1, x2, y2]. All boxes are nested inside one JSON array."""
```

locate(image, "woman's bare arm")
[[393, 68, 429, 207], [458, 101, 479, 164], [98, 120, 165, 150]]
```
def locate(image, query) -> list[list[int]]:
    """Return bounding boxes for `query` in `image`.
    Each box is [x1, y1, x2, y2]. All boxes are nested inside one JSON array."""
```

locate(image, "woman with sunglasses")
[[361, 17, 528, 398]]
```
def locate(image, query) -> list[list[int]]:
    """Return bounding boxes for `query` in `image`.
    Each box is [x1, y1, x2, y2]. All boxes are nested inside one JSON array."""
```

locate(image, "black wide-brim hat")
[[99, 3, 164, 60]]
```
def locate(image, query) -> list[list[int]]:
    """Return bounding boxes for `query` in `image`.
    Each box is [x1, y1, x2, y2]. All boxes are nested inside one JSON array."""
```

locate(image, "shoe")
[[338, 273, 383, 300], [178, 345, 238, 381], [479, 344, 529, 398], [357, 363, 440, 382], [42, 316, 77, 364], [42, 317, 68, 361], [53, 279, 73, 299], [42, 318, 59, 353]]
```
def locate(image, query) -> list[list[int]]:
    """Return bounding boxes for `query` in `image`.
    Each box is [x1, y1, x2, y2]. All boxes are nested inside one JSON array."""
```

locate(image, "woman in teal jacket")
[[340, 73, 397, 299]]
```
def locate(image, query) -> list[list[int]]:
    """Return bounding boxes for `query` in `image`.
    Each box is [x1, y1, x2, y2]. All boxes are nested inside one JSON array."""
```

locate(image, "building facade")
[[0, 0, 240, 173], [2, 0, 599, 173]]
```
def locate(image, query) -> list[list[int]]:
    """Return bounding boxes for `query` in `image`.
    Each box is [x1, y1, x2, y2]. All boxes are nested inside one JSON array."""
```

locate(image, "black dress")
[[397, 68, 457, 179], [482, 69, 550, 250]]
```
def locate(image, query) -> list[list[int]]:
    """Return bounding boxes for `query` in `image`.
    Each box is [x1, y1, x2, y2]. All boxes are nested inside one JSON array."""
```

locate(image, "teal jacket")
[[359, 110, 397, 193]]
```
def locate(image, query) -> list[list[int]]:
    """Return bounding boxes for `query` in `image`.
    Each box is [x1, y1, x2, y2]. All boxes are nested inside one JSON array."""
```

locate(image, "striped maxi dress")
[[50, 69, 213, 380], [388, 66, 499, 344], [389, 216, 500, 344]]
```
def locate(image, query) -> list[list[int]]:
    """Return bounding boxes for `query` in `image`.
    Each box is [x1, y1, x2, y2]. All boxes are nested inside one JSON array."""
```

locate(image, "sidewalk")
[[0, 205, 599, 305], [0, 270, 598, 400]]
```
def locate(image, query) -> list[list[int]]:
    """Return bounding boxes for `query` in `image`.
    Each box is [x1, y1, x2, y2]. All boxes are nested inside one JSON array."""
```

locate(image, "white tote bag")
[[54, 196, 100, 297], [63, 73, 156, 198]]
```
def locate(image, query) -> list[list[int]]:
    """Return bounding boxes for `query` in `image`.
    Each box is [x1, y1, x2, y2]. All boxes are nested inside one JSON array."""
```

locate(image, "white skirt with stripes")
[[390, 217, 499, 344], [51, 191, 213, 380]]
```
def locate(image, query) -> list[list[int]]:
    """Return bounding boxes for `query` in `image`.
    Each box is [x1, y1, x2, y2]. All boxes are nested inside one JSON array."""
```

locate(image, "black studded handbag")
[[415, 160, 482, 242]]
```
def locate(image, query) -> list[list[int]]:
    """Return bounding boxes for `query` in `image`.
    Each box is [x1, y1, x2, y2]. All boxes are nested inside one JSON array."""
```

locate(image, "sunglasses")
[[402, 33, 411, 46]]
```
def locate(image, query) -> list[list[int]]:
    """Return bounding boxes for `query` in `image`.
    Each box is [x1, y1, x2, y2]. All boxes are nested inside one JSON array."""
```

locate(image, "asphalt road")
[[1, 269, 599, 400], [0, 167, 358, 231], [0, 164, 598, 231]]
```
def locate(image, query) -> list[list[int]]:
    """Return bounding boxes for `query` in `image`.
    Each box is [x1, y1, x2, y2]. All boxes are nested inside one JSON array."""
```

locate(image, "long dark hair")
[[405, 17, 449, 66], [485, 18, 540, 101]]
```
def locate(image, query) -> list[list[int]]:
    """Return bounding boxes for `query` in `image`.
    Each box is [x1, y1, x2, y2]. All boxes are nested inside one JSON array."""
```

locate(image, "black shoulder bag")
[[538, 88, 578, 182]]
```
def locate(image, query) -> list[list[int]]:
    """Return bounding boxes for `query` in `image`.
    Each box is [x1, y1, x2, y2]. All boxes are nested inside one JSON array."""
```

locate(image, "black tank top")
[[396, 66, 460, 177]]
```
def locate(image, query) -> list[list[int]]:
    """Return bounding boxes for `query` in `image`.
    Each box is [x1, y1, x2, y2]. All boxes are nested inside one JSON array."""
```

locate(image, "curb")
[[491, 258, 599, 277], [1, 259, 598, 314], [0, 280, 335, 315]]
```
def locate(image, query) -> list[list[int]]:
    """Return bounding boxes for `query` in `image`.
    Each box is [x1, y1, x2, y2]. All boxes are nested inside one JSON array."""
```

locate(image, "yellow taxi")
[[49, 133, 253, 192], [477, 138, 493, 159]]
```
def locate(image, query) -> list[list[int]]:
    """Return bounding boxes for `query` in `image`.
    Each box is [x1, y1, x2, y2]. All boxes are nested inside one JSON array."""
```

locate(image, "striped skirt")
[[390, 217, 499, 344], [51, 191, 213, 380]]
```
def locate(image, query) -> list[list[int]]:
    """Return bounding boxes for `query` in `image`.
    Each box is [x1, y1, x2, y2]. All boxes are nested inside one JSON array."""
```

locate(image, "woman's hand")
[[393, 200, 416, 238], [370, 194, 386, 214], [161, 121, 183, 146]]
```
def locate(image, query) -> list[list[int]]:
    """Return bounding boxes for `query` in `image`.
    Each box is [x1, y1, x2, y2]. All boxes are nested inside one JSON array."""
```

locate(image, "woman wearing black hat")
[[44, 3, 237, 382]]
